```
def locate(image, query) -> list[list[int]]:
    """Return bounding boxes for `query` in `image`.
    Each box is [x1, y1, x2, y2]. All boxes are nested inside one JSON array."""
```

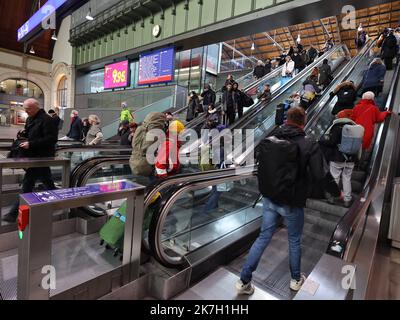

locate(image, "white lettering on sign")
[[41, 265, 56, 290], [341, 265, 356, 290]]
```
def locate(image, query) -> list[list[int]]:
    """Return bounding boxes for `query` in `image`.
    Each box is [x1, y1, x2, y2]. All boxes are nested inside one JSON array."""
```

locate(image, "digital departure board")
[[138, 47, 175, 85]]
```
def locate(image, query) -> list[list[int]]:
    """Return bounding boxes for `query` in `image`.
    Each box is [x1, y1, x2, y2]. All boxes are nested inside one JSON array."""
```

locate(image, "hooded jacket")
[[155, 134, 182, 179], [351, 99, 390, 150], [362, 62, 386, 90], [269, 124, 326, 207], [332, 81, 357, 115], [381, 33, 398, 59]]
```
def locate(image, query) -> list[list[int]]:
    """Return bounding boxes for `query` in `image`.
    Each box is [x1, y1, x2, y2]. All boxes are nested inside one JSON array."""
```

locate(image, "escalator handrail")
[[230, 45, 347, 131], [149, 167, 258, 266], [233, 40, 374, 166], [148, 41, 378, 266], [182, 45, 349, 156], [327, 60, 400, 259], [185, 65, 285, 129]]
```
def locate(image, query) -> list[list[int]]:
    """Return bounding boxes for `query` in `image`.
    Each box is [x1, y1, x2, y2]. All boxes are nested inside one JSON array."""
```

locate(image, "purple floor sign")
[[22, 181, 141, 205]]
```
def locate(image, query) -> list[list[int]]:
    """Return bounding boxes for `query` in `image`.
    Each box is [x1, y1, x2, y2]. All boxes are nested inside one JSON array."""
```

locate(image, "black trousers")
[[9, 167, 56, 216], [226, 111, 236, 126], [384, 57, 394, 70]]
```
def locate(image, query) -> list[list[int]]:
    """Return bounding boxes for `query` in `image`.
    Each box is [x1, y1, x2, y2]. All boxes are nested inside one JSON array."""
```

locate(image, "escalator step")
[[306, 199, 348, 218], [352, 170, 367, 183], [351, 180, 363, 194]]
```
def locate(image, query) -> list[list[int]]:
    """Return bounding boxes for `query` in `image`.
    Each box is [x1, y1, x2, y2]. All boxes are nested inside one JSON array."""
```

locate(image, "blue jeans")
[[240, 198, 304, 283], [204, 186, 221, 213]]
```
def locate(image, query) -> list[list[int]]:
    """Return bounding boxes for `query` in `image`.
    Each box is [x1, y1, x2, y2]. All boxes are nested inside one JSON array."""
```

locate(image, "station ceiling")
[[223, 1, 400, 63], [0, 1, 399, 63], [0, 0, 53, 60]]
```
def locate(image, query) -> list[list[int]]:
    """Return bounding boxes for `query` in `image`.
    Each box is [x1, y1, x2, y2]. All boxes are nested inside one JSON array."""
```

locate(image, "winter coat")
[[303, 76, 321, 94], [67, 116, 83, 141], [155, 136, 181, 179], [264, 63, 272, 74], [319, 63, 333, 87], [222, 90, 240, 112], [120, 109, 134, 123], [381, 34, 398, 59], [308, 47, 318, 62], [282, 61, 295, 77], [362, 63, 386, 90], [186, 97, 200, 122], [253, 65, 266, 79], [85, 124, 103, 146], [257, 91, 272, 103], [201, 89, 216, 106], [24, 109, 58, 158], [292, 53, 306, 70], [119, 128, 131, 146], [331, 81, 357, 115], [351, 99, 390, 150], [271, 124, 326, 207]]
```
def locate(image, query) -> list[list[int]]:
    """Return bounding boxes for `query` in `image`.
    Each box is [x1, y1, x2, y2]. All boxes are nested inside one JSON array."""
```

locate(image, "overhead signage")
[[17, 0, 68, 42]]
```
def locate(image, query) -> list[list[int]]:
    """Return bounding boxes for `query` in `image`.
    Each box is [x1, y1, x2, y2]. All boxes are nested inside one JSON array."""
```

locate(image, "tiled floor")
[[368, 244, 400, 300]]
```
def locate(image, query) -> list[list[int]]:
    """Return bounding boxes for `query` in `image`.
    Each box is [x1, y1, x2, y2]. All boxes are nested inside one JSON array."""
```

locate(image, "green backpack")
[[130, 112, 167, 177]]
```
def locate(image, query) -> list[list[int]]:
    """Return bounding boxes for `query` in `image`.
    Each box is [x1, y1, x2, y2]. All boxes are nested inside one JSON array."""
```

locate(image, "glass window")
[[0, 79, 43, 98], [57, 76, 68, 108]]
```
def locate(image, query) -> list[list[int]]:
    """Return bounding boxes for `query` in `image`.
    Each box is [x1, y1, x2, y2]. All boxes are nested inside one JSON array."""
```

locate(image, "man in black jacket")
[[3, 99, 58, 223], [200, 84, 216, 113], [65, 110, 83, 141], [381, 29, 398, 70], [236, 107, 326, 295]]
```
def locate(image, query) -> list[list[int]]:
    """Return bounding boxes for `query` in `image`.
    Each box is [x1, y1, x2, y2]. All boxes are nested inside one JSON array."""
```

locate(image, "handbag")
[[216, 162, 234, 192]]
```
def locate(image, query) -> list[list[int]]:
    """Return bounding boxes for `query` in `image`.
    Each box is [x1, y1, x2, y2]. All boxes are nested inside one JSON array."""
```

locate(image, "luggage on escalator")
[[99, 192, 161, 259], [275, 101, 291, 126]]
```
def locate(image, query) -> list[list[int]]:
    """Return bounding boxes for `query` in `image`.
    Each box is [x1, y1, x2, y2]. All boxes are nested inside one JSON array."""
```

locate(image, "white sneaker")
[[236, 280, 255, 296], [290, 274, 307, 291]]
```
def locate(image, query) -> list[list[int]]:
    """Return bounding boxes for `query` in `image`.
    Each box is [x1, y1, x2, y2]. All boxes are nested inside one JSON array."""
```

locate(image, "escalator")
[[143, 41, 400, 300], [71, 44, 350, 193], [69, 44, 352, 220]]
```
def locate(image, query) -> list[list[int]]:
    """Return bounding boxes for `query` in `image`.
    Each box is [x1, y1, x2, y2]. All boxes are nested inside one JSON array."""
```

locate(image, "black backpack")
[[337, 87, 356, 105], [241, 91, 254, 108], [257, 136, 299, 204]]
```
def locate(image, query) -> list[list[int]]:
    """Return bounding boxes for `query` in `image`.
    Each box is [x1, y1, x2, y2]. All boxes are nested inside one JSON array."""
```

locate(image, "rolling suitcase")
[[99, 193, 161, 259], [275, 104, 285, 126], [99, 201, 127, 258]]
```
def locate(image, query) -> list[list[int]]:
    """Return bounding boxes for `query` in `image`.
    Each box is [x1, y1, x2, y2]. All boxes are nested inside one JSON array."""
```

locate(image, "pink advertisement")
[[104, 60, 129, 89]]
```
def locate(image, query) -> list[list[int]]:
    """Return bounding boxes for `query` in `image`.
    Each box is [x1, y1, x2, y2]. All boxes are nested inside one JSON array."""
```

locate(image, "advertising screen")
[[104, 60, 130, 90], [138, 47, 175, 85]]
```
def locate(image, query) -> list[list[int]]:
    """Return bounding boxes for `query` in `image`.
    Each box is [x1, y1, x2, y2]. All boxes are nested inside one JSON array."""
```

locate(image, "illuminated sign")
[[138, 47, 175, 86], [17, 0, 67, 42], [104, 61, 130, 90]]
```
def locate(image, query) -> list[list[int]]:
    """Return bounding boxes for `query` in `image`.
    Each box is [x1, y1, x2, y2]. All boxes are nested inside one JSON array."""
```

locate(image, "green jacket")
[[120, 109, 134, 123]]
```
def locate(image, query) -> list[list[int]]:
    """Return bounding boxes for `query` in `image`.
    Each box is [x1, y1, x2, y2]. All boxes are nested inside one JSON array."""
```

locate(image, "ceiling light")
[[51, 32, 58, 41], [86, 8, 94, 21], [29, 47, 35, 54]]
